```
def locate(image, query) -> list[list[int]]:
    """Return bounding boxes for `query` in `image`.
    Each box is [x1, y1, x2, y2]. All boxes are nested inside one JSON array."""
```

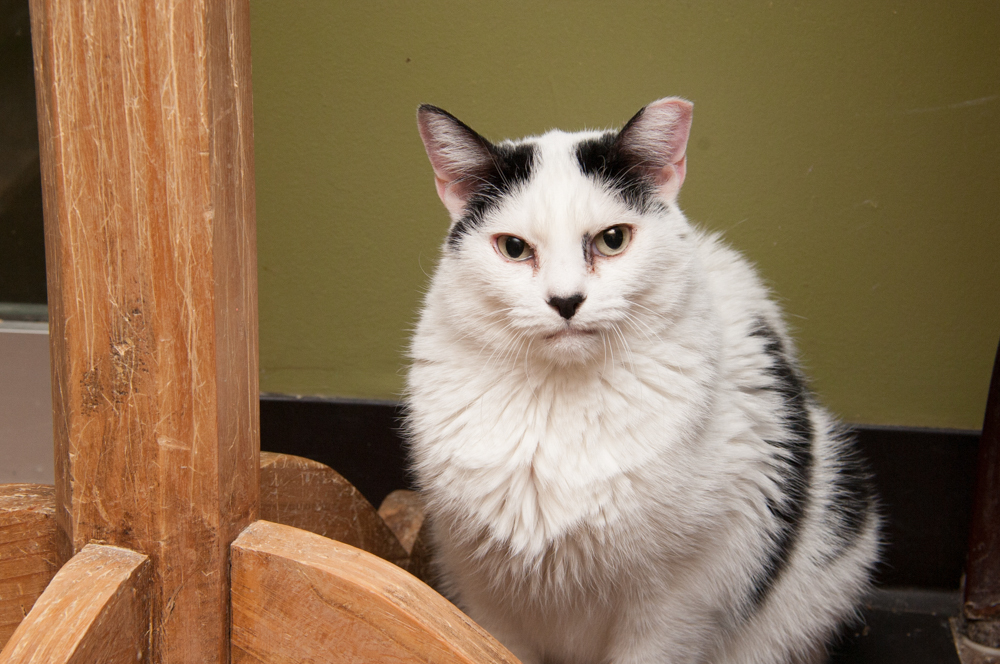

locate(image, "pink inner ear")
[[417, 106, 492, 220], [657, 154, 687, 201], [626, 97, 693, 201], [433, 176, 471, 220]]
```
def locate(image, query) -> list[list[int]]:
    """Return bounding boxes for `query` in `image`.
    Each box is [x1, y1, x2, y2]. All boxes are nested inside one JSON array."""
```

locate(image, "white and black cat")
[[405, 98, 880, 664]]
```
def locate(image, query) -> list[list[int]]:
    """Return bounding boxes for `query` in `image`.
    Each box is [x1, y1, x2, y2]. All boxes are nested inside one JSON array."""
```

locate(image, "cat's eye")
[[496, 235, 534, 262], [593, 225, 632, 257]]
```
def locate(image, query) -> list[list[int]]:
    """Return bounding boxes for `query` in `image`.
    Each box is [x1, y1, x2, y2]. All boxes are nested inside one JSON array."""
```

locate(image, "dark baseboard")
[[260, 393, 980, 590], [856, 425, 978, 590], [260, 394, 411, 510]]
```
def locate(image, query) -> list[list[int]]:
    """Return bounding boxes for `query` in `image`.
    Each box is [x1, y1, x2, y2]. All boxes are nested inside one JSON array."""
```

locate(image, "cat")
[[405, 97, 880, 664]]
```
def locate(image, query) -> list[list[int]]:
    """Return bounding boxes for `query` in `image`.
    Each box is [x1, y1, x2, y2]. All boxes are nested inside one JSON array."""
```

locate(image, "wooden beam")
[[231, 520, 520, 664], [259, 452, 408, 567], [0, 543, 151, 664], [29, 0, 258, 661], [0, 485, 69, 650]]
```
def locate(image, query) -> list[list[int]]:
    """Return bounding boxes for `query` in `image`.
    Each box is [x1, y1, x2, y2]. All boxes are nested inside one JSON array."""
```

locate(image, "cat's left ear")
[[416, 104, 496, 221], [616, 97, 693, 202]]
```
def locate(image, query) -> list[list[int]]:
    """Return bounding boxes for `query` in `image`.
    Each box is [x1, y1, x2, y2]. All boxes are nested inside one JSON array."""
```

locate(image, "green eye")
[[593, 226, 631, 256], [496, 235, 533, 261]]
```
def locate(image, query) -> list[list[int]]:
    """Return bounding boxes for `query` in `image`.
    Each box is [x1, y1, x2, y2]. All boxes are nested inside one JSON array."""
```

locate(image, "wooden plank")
[[259, 452, 408, 567], [29, 0, 258, 661], [0, 485, 69, 650], [231, 520, 520, 664], [0, 543, 151, 664]]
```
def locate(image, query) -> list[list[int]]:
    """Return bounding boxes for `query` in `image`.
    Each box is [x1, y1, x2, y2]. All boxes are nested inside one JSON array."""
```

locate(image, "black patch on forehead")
[[575, 132, 656, 211], [447, 142, 537, 249]]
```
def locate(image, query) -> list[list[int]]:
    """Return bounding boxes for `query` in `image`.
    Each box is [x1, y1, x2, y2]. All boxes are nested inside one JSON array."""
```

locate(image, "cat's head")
[[416, 98, 698, 366]]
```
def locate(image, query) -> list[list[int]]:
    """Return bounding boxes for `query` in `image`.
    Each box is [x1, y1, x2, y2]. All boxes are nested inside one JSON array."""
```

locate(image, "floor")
[[831, 588, 962, 663]]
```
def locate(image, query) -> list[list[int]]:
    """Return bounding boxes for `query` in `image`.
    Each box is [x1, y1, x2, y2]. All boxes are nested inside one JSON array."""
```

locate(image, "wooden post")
[[962, 340, 1000, 648], [29, 0, 258, 661]]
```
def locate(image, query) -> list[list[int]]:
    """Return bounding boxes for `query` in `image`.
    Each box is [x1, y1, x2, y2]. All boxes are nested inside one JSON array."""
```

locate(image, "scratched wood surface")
[[0, 485, 68, 650], [0, 543, 151, 664], [259, 452, 408, 567], [29, 0, 258, 661], [231, 520, 521, 664]]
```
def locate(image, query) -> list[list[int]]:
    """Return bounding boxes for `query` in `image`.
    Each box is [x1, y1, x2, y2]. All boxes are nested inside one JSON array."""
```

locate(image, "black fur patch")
[[747, 320, 814, 611], [447, 142, 537, 249], [824, 429, 875, 559], [575, 132, 657, 211]]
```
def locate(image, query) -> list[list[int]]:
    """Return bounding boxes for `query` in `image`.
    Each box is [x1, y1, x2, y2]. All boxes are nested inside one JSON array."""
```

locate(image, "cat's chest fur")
[[410, 323, 716, 557]]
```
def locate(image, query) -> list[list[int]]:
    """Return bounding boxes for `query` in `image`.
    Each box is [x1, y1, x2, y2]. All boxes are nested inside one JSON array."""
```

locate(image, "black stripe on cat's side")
[[447, 142, 537, 249], [747, 320, 814, 612], [823, 429, 876, 560], [574, 132, 659, 212]]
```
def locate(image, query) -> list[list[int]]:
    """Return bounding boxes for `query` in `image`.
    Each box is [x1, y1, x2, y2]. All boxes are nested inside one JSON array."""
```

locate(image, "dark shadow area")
[[858, 426, 979, 589], [0, 0, 47, 305], [260, 394, 413, 508]]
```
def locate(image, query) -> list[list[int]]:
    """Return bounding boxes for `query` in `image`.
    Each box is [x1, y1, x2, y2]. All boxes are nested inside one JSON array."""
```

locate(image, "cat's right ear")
[[417, 105, 495, 220], [615, 97, 693, 202]]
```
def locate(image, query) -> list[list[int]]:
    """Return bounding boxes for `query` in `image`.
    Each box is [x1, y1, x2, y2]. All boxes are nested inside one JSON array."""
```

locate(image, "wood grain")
[[0, 543, 151, 664], [0, 485, 69, 650], [231, 520, 520, 664], [29, 0, 258, 661], [260, 452, 408, 567]]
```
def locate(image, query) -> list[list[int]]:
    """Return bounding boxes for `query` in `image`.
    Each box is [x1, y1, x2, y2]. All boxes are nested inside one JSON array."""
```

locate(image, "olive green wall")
[[249, 2, 999, 430]]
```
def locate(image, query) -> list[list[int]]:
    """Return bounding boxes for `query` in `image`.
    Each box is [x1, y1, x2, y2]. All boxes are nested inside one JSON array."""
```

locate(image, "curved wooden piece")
[[378, 489, 433, 583], [0, 543, 151, 664], [259, 452, 407, 566], [231, 520, 520, 664], [0, 485, 69, 650], [377, 489, 425, 554]]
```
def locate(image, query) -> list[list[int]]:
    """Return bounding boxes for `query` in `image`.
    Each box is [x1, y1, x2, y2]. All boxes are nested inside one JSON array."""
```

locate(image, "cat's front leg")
[[605, 592, 720, 664], [463, 606, 545, 664]]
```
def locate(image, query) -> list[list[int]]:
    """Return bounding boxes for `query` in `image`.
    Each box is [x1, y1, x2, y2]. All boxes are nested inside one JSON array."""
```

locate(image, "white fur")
[[407, 111, 879, 664]]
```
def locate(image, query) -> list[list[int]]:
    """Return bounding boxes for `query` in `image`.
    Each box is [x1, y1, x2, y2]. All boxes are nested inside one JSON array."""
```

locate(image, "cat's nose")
[[548, 294, 585, 320]]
